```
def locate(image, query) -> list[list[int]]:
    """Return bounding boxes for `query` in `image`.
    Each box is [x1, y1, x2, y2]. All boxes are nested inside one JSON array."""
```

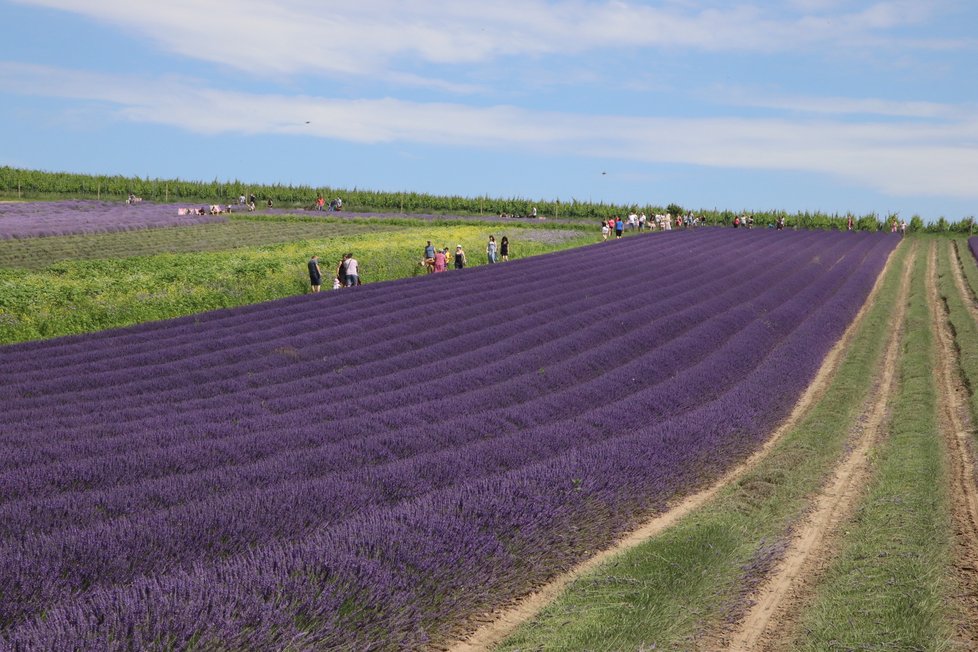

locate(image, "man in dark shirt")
[[308, 255, 323, 293]]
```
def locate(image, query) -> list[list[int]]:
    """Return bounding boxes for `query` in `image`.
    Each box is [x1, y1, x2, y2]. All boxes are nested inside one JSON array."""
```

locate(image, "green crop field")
[[0, 215, 594, 344]]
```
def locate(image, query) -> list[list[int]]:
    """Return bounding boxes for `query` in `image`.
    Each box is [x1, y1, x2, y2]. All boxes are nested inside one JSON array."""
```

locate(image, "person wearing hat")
[[454, 244, 466, 270]]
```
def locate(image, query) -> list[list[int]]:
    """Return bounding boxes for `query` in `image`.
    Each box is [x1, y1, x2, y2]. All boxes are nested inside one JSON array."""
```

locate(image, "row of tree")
[[1, 166, 973, 233]]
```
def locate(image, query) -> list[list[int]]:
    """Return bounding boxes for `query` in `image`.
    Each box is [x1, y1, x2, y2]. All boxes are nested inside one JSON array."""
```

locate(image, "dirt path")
[[441, 245, 903, 652], [719, 242, 916, 652], [935, 241, 978, 646]]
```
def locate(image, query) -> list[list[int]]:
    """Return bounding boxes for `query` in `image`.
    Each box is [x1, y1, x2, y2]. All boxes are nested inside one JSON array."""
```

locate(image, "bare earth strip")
[[719, 242, 916, 652], [442, 245, 904, 652], [938, 241, 978, 646]]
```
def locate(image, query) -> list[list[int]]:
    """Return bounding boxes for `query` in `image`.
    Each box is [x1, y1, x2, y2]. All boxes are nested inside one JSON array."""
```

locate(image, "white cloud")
[[2, 61, 976, 200], [715, 88, 975, 120], [10, 0, 957, 83]]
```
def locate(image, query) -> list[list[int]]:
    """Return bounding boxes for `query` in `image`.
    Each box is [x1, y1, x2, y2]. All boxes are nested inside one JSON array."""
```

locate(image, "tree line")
[[1, 166, 972, 233]]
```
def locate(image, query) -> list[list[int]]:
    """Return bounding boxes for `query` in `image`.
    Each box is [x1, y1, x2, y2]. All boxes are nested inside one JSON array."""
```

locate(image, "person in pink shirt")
[[433, 247, 448, 273]]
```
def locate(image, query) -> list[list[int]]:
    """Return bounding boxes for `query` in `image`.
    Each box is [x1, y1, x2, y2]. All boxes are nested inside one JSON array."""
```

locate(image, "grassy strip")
[[0, 225, 594, 345], [496, 242, 910, 651], [941, 240, 978, 433], [952, 238, 978, 303], [0, 214, 587, 270], [794, 241, 952, 650]]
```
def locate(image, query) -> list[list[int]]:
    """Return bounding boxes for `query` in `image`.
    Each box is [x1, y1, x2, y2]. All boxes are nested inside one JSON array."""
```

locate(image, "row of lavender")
[[0, 200, 231, 239], [0, 229, 898, 650], [0, 201, 551, 240]]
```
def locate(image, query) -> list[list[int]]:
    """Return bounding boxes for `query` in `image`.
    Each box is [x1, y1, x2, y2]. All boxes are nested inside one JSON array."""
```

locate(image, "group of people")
[[315, 197, 343, 212], [600, 212, 704, 240], [178, 204, 232, 216], [236, 194, 273, 211], [421, 236, 509, 274], [497, 207, 539, 219], [732, 214, 755, 229], [307, 253, 360, 292], [889, 217, 908, 235]]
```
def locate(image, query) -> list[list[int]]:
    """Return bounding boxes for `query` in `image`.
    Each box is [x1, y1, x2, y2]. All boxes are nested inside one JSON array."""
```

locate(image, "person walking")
[[601, 222, 610, 241], [500, 236, 509, 261], [343, 253, 360, 287], [424, 240, 435, 260], [308, 255, 323, 293], [454, 244, 466, 269], [487, 235, 497, 263], [615, 216, 624, 239]]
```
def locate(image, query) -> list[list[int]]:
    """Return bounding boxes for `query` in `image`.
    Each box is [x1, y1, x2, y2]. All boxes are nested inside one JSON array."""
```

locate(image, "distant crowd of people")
[[600, 211, 703, 240], [178, 205, 232, 216]]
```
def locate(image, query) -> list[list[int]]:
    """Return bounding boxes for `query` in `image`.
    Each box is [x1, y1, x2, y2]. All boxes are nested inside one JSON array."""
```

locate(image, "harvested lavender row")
[[0, 229, 898, 649], [0, 200, 228, 239]]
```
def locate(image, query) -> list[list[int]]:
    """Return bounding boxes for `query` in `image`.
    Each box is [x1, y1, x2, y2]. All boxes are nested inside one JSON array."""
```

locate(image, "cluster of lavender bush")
[[969, 236, 978, 265], [0, 228, 898, 650], [0, 201, 227, 239]]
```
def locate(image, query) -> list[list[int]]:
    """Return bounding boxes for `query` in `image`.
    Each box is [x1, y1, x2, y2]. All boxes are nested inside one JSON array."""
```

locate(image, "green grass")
[[795, 241, 952, 651], [496, 242, 910, 651], [0, 218, 396, 269], [0, 213, 589, 270], [951, 239, 978, 302], [0, 223, 595, 345], [942, 240, 978, 425]]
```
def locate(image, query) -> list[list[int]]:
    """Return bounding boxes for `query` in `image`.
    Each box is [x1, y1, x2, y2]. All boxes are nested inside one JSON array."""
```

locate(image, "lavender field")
[[0, 228, 897, 650], [0, 201, 228, 239], [0, 200, 569, 242]]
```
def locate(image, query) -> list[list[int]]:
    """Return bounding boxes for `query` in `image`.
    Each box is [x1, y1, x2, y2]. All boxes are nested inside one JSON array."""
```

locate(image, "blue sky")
[[1, 0, 976, 221]]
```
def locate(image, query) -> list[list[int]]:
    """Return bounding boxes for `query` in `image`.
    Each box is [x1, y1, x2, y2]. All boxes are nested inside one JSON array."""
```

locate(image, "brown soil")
[[936, 241, 978, 646], [439, 243, 903, 652], [715, 242, 916, 652]]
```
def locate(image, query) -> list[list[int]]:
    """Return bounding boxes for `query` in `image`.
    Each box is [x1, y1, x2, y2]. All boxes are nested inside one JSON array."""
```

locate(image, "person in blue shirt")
[[615, 216, 624, 239], [424, 240, 435, 259]]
